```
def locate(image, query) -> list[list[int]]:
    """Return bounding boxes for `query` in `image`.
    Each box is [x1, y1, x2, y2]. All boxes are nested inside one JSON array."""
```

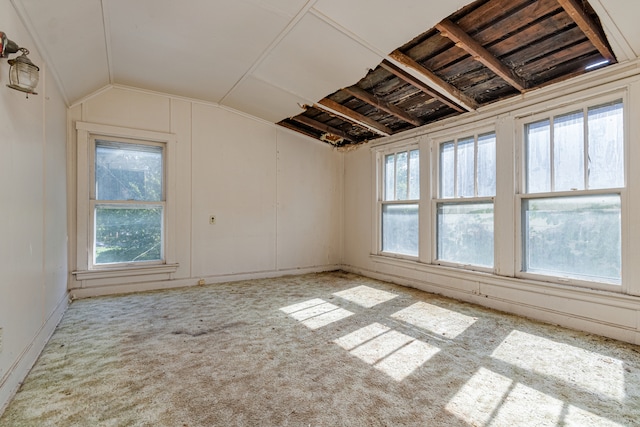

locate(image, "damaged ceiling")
[[9, 0, 640, 145], [279, 0, 618, 147]]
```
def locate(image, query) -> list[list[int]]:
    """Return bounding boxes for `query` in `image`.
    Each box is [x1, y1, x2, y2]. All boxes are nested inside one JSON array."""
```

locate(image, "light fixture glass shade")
[[7, 50, 38, 95]]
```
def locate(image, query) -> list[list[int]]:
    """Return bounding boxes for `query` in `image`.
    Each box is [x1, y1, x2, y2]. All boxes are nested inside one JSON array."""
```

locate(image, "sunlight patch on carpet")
[[446, 367, 513, 426], [280, 299, 353, 329], [490, 383, 563, 426], [335, 324, 439, 381], [491, 330, 626, 401], [334, 323, 390, 350], [279, 298, 325, 314], [333, 285, 397, 308], [391, 302, 477, 338]]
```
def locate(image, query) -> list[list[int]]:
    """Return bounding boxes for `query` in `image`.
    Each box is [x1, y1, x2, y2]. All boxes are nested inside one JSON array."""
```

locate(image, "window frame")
[[432, 128, 497, 273], [515, 93, 628, 292], [89, 136, 167, 269], [376, 144, 420, 260], [75, 122, 178, 278]]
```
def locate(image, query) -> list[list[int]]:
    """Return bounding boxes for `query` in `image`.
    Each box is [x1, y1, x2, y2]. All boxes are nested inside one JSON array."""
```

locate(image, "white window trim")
[[74, 122, 178, 280], [372, 140, 421, 260], [431, 126, 497, 274], [514, 91, 628, 292]]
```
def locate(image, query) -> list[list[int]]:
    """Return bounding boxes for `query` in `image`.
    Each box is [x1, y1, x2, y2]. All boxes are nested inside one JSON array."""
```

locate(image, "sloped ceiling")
[[9, 0, 640, 129]]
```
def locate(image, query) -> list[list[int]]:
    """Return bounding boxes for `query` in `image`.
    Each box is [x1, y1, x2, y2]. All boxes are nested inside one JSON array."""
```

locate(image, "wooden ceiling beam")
[[379, 60, 465, 113], [556, 0, 615, 63], [278, 120, 321, 140], [290, 115, 354, 143], [389, 50, 479, 111], [342, 85, 423, 127], [436, 19, 527, 92], [315, 98, 392, 137]]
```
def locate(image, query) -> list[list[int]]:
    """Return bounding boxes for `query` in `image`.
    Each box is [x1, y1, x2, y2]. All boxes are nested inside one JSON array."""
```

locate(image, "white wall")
[[67, 86, 343, 296], [343, 60, 640, 345], [0, 0, 69, 412]]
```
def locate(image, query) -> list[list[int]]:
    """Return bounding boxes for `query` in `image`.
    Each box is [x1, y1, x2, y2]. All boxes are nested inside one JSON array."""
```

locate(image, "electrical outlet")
[[198, 279, 205, 286], [209, 215, 216, 224]]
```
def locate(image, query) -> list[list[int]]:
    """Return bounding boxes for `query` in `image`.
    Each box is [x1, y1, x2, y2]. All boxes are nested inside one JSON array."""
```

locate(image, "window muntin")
[[521, 99, 624, 285], [92, 139, 165, 266], [525, 100, 624, 193], [436, 132, 496, 268], [381, 148, 419, 257]]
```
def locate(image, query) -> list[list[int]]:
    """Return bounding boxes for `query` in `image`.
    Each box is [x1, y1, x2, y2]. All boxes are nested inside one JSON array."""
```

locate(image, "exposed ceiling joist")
[[379, 60, 465, 113], [315, 98, 392, 136], [388, 50, 479, 111], [342, 86, 423, 127], [436, 18, 527, 92], [556, 0, 616, 63], [279, 120, 319, 140], [291, 115, 354, 143]]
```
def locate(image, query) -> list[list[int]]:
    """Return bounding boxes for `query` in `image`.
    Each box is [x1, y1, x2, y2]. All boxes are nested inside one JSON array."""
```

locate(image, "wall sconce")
[[0, 31, 39, 97]]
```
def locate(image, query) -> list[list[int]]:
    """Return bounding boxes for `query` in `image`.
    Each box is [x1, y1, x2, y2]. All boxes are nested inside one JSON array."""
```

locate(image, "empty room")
[[1, 0, 640, 425]]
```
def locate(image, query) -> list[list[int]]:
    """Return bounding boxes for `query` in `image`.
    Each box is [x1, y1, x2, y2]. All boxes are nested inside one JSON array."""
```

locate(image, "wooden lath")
[[436, 18, 528, 92], [315, 98, 392, 136], [556, 0, 616, 63], [291, 115, 354, 144], [388, 50, 479, 111], [379, 60, 465, 113], [278, 120, 319, 140], [342, 86, 423, 127]]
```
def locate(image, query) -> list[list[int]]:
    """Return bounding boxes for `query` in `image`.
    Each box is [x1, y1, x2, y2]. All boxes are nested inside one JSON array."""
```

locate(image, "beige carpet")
[[2, 271, 639, 426]]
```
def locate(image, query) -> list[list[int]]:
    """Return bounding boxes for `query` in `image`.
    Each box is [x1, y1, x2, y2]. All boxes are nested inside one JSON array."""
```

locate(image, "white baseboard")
[[69, 264, 342, 299], [342, 264, 640, 346], [0, 292, 69, 415]]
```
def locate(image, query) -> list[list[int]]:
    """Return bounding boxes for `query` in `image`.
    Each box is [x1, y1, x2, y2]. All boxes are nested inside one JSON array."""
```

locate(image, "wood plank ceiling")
[[278, 0, 615, 147]]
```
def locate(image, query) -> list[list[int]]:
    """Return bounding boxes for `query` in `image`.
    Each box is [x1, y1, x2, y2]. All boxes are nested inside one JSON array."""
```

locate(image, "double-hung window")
[[520, 98, 624, 285], [75, 121, 177, 280], [92, 138, 165, 266], [380, 148, 419, 257], [435, 132, 496, 269]]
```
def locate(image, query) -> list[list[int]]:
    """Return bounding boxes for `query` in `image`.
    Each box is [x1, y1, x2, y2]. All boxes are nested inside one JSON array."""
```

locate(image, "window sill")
[[73, 263, 179, 281], [369, 254, 639, 307]]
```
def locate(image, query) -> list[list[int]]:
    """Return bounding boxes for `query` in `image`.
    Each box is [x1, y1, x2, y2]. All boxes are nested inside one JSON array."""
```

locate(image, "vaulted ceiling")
[[11, 0, 640, 145]]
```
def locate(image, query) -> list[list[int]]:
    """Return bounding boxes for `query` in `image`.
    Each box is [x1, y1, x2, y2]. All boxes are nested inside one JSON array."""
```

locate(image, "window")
[[521, 100, 623, 284], [380, 148, 419, 257], [436, 132, 496, 268], [75, 122, 177, 279], [92, 140, 164, 266]]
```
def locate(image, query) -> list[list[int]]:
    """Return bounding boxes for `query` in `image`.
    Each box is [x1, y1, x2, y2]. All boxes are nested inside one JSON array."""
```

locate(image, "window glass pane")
[[523, 195, 621, 284], [526, 120, 551, 193], [96, 142, 162, 201], [437, 202, 494, 267], [554, 112, 584, 191], [396, 151, 408, 200], [477, 133, 496, 197], [408, 149, 420, 200], [382, 204, 418, 256], [384, 154, 395, 201], [440, 142, 455, 198], [588, 101, 624, 189], [457, 138, 475, 198], [94, 205, 163, 264]]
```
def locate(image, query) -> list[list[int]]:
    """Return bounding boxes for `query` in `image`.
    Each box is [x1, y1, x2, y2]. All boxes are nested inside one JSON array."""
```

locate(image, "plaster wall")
[[67, 86, 343, 296], [0, 0, 69, 412]]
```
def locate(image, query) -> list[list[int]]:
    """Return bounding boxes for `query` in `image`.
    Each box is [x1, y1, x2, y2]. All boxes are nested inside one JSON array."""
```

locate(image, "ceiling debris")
[[278, 0, 615, 147]]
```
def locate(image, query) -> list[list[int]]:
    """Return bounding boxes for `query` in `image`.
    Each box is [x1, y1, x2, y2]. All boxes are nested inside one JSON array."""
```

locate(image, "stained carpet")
[[2, 272, 639, 426]]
